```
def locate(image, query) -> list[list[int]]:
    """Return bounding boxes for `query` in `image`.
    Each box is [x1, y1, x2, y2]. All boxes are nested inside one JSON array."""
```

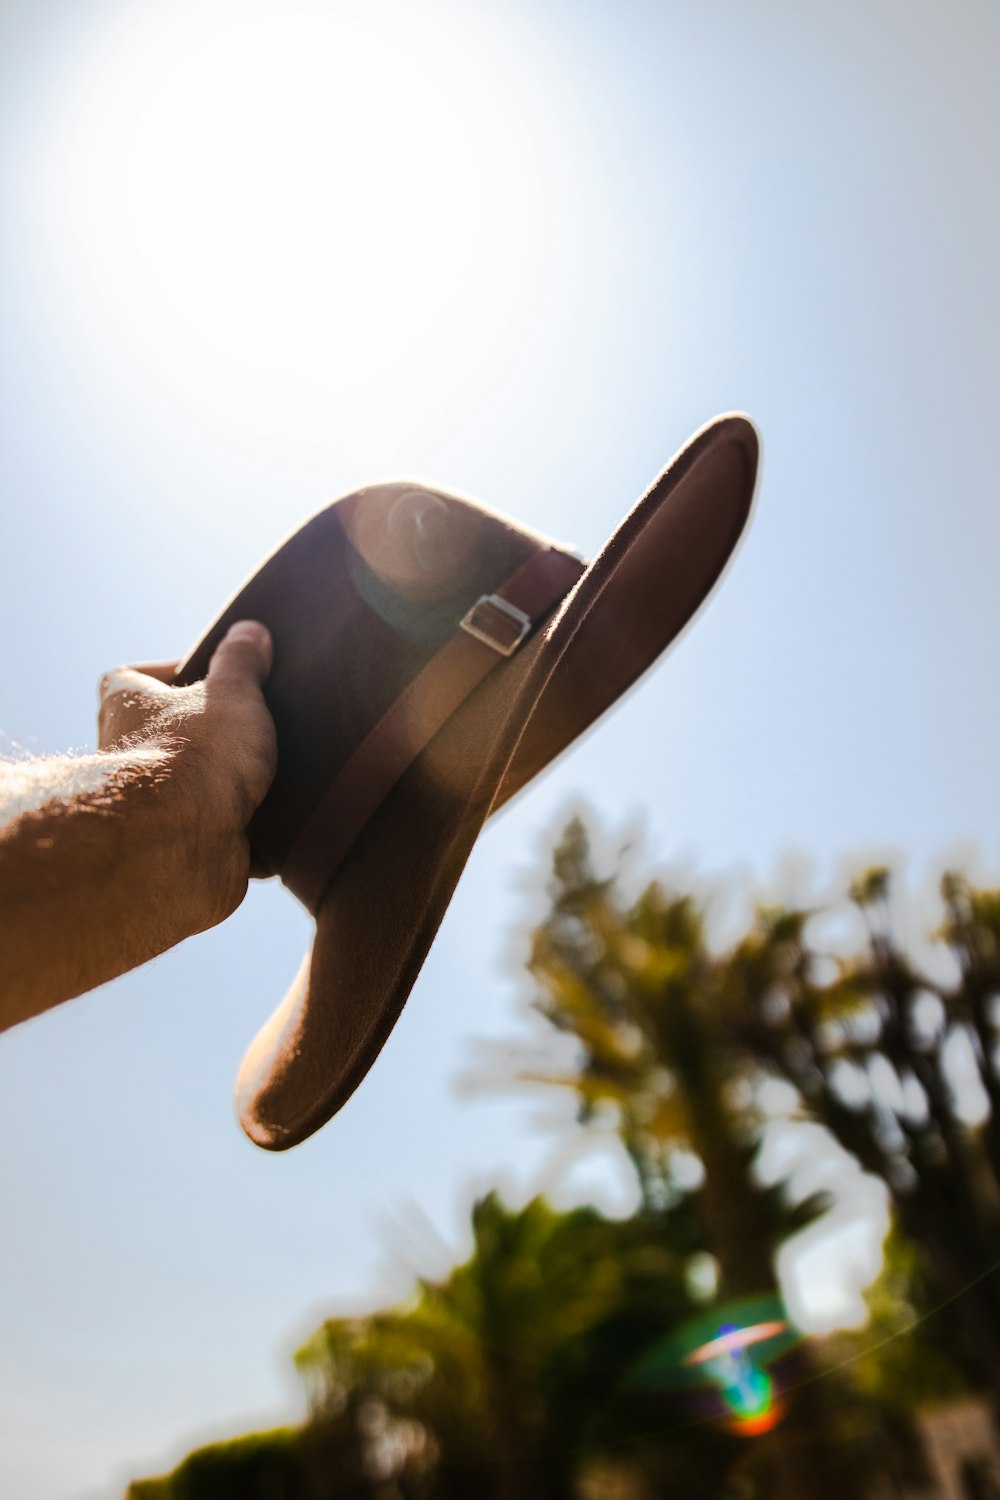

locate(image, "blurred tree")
[[816, 1225, 975, 1495], [127, 829, 1000, 1498], [514, 819, 861, 1498], [125, 1427, 312, 1500], [296, 1191, 740, 1500], [724, 864, 1000, 1406], [524, 820, 821, 1291], [518, 818, 1000, 1428]]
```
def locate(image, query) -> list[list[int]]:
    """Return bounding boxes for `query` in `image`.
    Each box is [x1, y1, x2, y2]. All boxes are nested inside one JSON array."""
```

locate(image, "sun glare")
[[31, 0, 573, 439]]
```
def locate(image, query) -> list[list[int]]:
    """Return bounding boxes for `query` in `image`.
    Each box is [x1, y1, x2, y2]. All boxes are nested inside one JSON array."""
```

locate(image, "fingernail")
[[225, 620, 270, 647]]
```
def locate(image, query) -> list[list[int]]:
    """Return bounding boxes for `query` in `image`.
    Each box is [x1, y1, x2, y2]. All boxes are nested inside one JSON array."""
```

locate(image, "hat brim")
[[236, 414, 759, 1148]]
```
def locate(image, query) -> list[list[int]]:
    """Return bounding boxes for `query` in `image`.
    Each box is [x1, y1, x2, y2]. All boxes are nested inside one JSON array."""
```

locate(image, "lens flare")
[[686, 1322, 782, 1434], [626, 1294, 801, 1436]]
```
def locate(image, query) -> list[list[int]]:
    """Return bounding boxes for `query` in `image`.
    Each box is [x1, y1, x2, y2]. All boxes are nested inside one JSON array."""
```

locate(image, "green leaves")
[[130, 822, 1000, 1499]]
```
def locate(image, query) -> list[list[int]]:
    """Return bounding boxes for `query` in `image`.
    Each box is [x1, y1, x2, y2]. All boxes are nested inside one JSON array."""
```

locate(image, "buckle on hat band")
[[283, 546, 587, 915], [459, 593, 532, 656]]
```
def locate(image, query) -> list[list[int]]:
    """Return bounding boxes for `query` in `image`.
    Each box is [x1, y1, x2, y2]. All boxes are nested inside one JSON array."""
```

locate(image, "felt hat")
[[176, 413, 759, 1150]]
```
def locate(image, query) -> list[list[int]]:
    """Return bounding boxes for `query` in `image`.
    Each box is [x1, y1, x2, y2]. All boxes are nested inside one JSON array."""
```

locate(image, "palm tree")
[[297, 1192, 742, 1500], [725, 866, 1000, 1408], [512, 818, 861, 1499]]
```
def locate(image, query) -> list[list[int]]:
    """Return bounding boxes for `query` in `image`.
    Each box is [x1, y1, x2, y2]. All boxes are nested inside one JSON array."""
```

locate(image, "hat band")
[[281, 545, 586, 914]]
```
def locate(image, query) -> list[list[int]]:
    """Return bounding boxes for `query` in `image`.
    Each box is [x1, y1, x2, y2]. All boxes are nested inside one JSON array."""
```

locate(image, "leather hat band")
[[282, 546, 586, 914]]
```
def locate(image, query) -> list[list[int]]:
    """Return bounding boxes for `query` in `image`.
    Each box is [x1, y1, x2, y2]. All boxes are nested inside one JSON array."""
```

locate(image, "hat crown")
[[205, 481, 573, 881], [341, 485, 472, 601], [333, 482, 559, 648]]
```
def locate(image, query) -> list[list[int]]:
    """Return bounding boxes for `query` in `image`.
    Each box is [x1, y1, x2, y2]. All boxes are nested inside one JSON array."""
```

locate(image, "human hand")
[[97, 620, 278, 933], [0, 622, 279, 1030]]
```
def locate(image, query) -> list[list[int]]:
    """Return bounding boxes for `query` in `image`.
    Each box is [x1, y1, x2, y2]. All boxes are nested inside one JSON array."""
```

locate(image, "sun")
[[32, 1, 570, 431]]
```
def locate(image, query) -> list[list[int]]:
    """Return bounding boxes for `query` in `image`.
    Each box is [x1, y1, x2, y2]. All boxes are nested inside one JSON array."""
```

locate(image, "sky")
[[2, 0, 999, 1495]]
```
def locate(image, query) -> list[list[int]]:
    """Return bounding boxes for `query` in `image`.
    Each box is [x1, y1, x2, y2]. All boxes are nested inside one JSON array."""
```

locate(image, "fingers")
[[97, 666, 176, 750], [203, 622, 277, 815], [98, 666, 174, 706], [97, 617, 271, 707], [206, 621, 274, 691], [128, 661, 181, 686], [95, 621, 276, 802]]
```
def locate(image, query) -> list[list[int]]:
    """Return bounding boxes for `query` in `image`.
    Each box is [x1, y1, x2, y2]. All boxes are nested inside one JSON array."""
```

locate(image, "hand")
[[0, 622, 279, 1030], [97, 620, 279, 931]]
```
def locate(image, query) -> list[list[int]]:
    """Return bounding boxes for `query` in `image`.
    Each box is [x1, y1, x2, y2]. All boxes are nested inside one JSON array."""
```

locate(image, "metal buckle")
[[459, 593, 532, 656]]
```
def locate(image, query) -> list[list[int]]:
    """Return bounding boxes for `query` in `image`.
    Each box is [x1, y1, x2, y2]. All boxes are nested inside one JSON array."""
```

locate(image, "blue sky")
[[2, 1, 999, 1495]]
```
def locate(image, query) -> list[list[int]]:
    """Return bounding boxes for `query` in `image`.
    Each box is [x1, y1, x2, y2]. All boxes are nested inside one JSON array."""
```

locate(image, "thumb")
[[207, 620, 274, 689]]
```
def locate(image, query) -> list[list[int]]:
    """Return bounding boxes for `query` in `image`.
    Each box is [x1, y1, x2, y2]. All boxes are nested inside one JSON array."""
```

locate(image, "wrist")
[[144, 735, 252, 933], [0, 745, 202, 1026]]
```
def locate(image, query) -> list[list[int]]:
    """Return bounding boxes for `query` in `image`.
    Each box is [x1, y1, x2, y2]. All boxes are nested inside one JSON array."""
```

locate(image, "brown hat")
[[176, 413, 758, 1150]]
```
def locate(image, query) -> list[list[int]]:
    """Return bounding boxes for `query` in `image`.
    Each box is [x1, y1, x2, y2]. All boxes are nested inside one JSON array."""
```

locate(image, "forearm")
[[0, 620, 274, 1031], [0, 748, 236, 1030]]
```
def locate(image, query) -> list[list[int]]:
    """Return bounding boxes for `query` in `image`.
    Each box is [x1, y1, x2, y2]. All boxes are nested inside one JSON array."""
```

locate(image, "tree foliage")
[[127, 821, 1000, 1497]]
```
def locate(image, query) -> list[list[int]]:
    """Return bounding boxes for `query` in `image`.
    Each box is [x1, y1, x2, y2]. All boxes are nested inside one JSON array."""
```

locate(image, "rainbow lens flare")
[[626, 1294, 800, 1435], [684, 1322, 783, 1433]]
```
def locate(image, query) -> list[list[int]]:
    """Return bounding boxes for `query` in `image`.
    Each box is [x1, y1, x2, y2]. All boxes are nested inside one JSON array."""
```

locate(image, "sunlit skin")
[[0, 622, 277, 1030]]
